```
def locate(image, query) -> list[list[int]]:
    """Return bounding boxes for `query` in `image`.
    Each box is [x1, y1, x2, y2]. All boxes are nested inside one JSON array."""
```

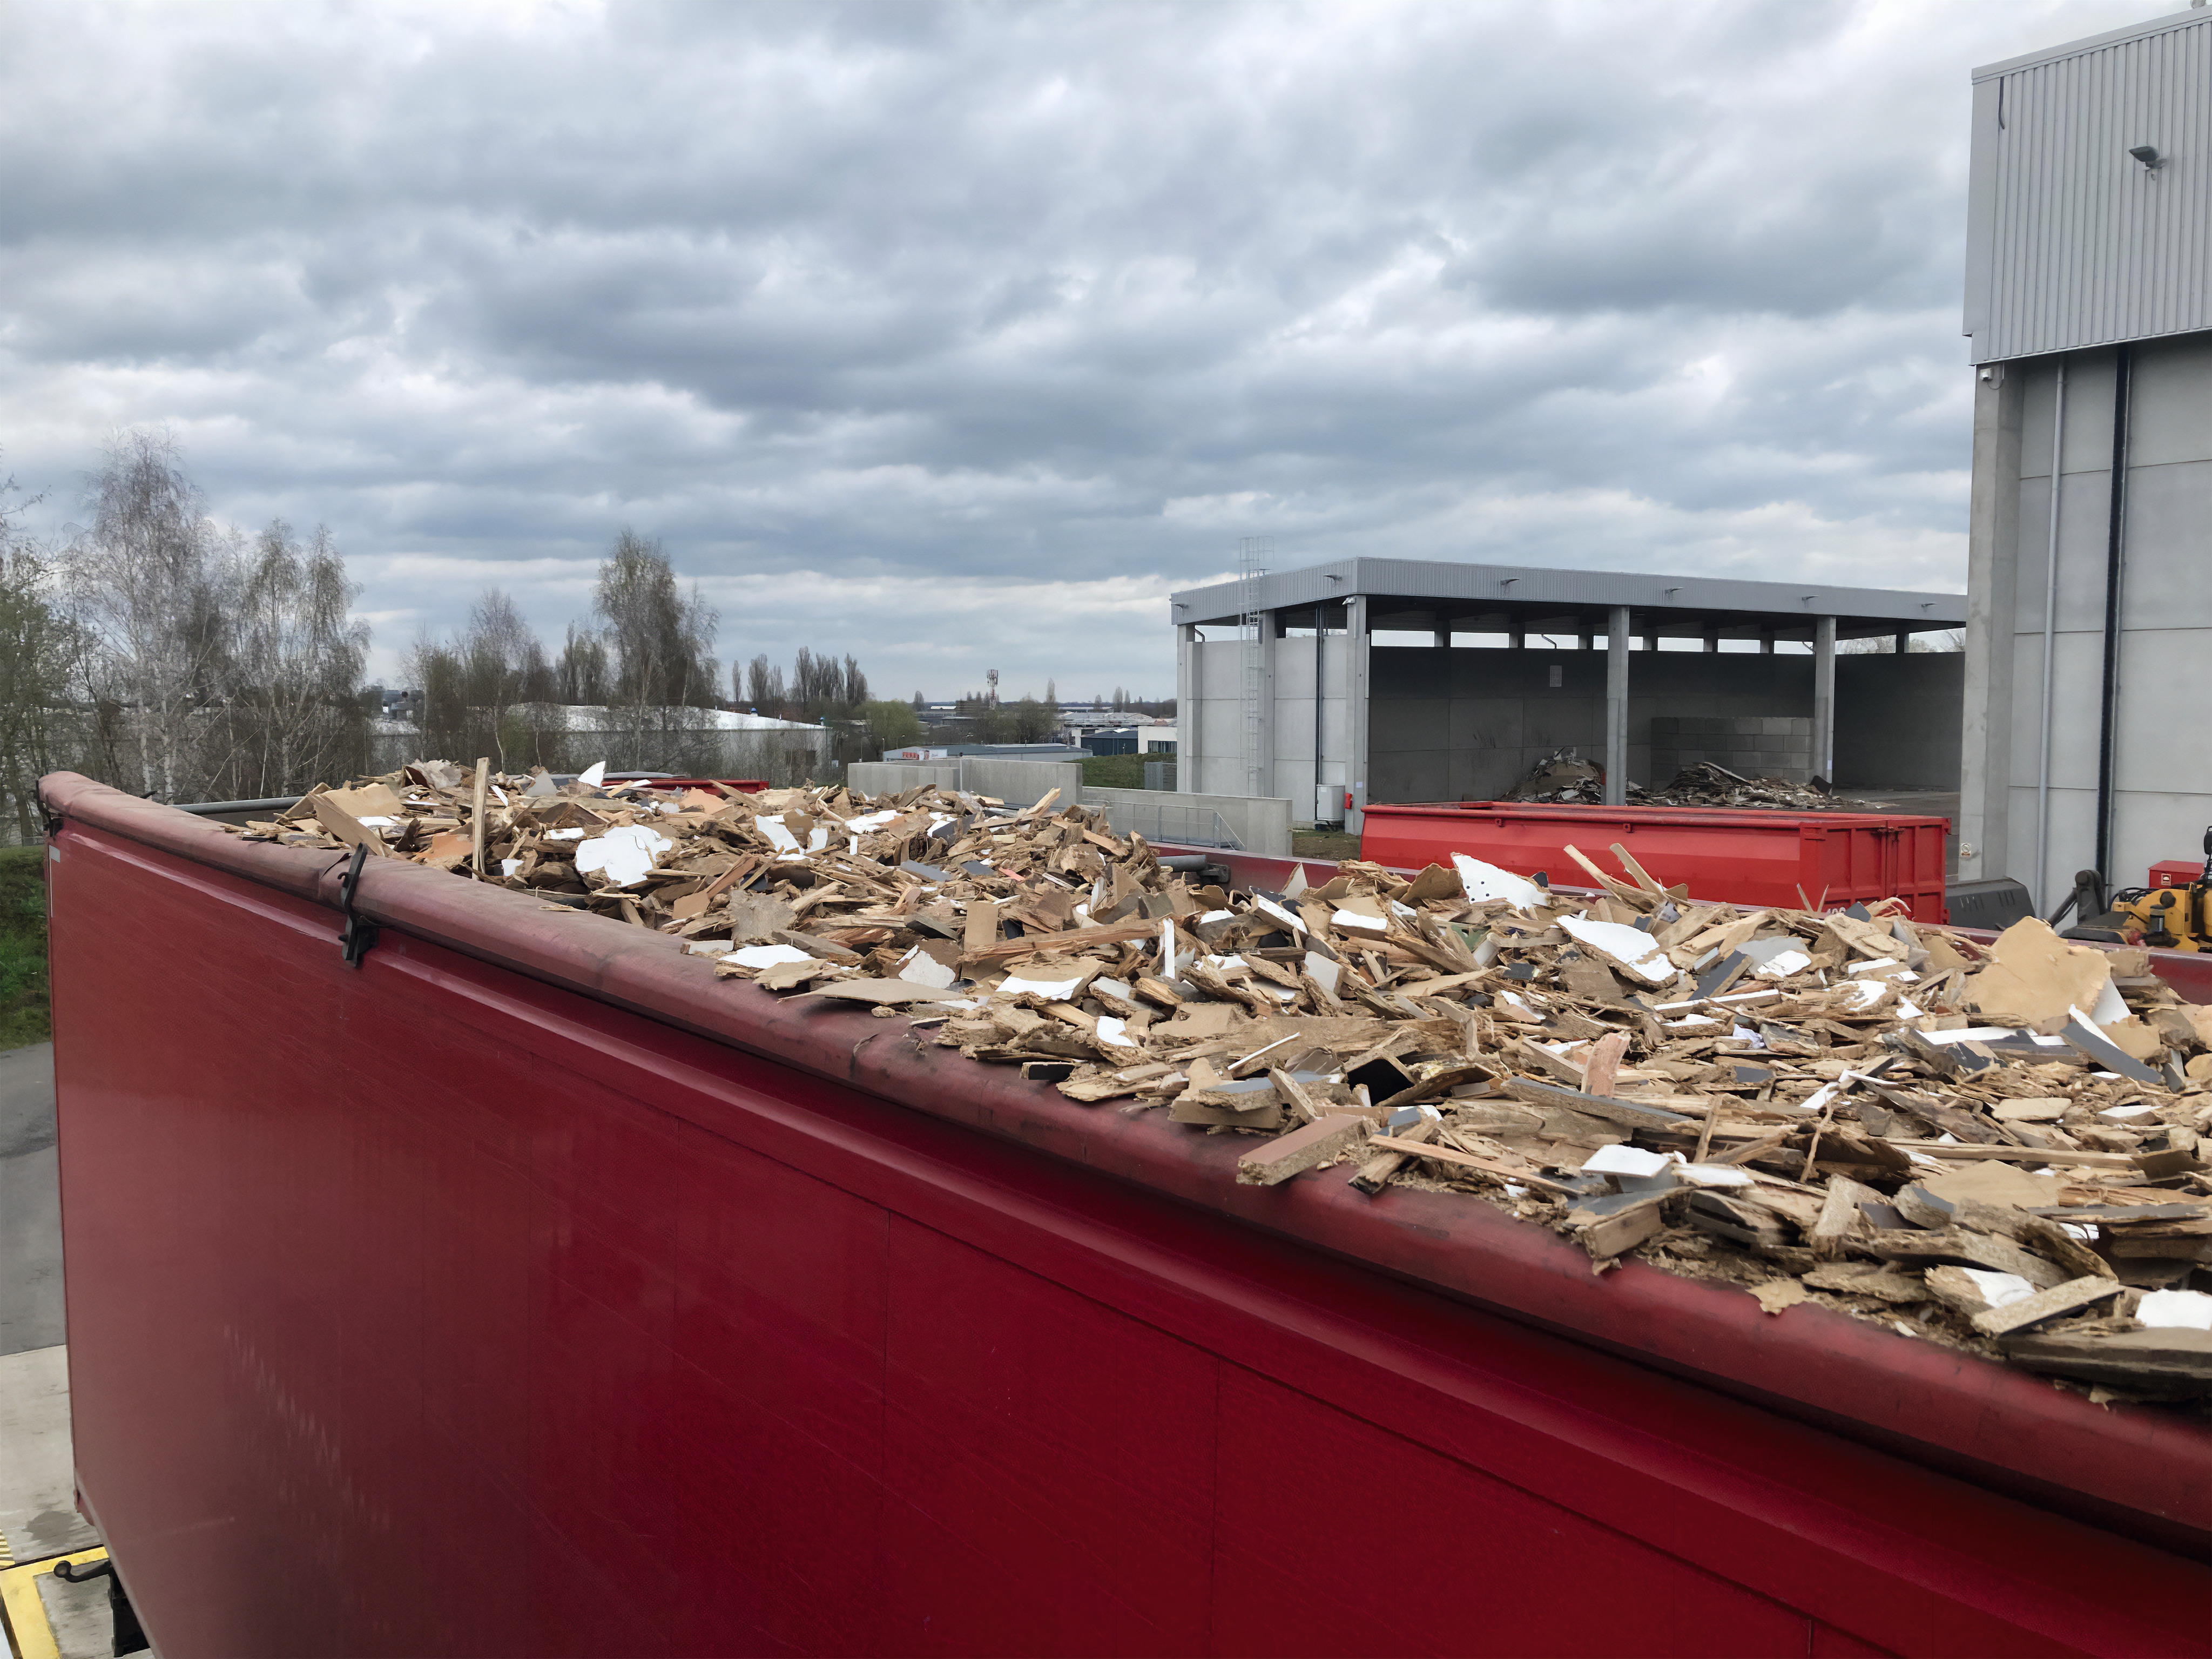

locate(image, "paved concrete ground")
[[0, 1044, 120, 1655], [0, 1344, 97, 1563], [1, 1043, 62, 1359]]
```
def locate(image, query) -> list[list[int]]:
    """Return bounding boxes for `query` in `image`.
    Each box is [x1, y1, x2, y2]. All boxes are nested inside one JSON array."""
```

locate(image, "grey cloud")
[[0, 0, 2159, 694]]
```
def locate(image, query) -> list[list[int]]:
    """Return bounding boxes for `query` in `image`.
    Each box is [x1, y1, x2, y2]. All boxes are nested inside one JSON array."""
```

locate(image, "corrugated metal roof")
[[1167, 557, 1966, 633], [1965, 8, 2212, 363]]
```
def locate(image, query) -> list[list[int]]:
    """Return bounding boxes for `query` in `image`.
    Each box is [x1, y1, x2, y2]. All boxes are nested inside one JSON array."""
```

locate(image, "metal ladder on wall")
[[1238, 537, 1270, 799]]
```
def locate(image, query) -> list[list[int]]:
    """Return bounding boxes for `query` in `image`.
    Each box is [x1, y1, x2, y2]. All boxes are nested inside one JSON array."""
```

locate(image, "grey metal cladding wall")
[[1967, 12, 2212, 363]]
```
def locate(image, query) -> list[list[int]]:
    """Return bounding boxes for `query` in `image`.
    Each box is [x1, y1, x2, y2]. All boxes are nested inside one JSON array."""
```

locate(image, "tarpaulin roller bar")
[[36, 774, 2212, 1658]]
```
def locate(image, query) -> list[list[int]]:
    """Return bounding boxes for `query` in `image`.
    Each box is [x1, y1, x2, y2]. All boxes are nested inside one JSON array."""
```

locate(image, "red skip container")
[[32, 776, 2210, 1657], [1361, 800, 1950, 922]]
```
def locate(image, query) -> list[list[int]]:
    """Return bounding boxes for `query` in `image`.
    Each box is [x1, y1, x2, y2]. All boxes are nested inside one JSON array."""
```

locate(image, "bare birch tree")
[[557, 624, 610, 706], [593, 530, 718, 771], [220, 521, 369, 798], [66, 433, 236, 801], [0, 465, 82, 840]]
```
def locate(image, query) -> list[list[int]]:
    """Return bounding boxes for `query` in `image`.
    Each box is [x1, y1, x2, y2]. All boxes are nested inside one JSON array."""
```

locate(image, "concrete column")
[[1312, 625, 1329, 825], [1813, 615, 1838, 781], [1579, 632, 1594, 651], [1432, 624, 1450, 648], [1703, 629, 1721, 653], [1959, 365, 2025, 887], [1893, 629, 1911, 656], [1251, 610, 1277, 799], [1508, 626, 1527, 650], [1347, 594, 1371, 835], [1641, 631, 1660, 653], [1759, 631, 1776, 655], [1606, 605, 1630, 806], [1175, 622, 1196, 793]]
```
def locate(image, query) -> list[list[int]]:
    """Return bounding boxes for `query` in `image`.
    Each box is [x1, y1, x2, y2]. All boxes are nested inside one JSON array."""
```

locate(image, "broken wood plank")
[[1237, 1115, 1368, 1186], [1366, 1135, 1577, 1193], [1969, 1276, 2127, 1338]]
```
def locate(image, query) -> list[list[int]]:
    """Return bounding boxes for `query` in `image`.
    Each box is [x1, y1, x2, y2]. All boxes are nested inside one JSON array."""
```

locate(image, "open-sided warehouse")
[[1171, 558, 1965, 832], [1960, 5, 2212, 911]]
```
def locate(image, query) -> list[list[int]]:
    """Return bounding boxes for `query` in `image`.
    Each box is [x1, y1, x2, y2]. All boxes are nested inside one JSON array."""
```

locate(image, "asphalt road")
[[0, 1043, 62, 1357]]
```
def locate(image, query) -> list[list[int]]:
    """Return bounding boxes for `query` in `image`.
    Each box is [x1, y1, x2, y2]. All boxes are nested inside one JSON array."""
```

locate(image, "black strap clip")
[[339, 841, 381, 968]]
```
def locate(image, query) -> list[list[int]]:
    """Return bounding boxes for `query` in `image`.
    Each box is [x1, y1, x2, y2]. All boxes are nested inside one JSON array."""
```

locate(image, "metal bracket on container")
[[339, 841, 380, 967]]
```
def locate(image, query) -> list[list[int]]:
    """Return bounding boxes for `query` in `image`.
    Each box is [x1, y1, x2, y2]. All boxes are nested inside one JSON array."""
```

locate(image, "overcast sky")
[[0, 1, 2166, 699]]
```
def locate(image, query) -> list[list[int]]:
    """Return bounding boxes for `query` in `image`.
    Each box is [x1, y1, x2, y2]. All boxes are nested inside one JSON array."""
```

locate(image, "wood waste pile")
[[1631, 760, 1837, 811], [1508, 750, 1835, 810], [230, 763, 2212, 1401]]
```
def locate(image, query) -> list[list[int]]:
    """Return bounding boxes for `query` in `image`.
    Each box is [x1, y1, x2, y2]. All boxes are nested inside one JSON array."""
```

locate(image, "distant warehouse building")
[[1169, 559, 1965, 833], [1960, 6, 2212, 911]]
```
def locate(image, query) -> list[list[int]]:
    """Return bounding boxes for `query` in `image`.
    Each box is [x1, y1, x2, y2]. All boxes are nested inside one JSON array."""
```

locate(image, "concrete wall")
[[1963, 332, 2212, 908], [1192, 635, 1961, 810], [1186, 636, 1352, 816], [1080, 787, 1292, 856], [847, 758, 1291, 853], [1365, 647, 1819, 802], [1833, 653, 1964, 791], [1650, 717, 1812, 783], [846, 762, 961, 795], [847, 757, 1082, 808], [957, 757, 1084, 807], [366, 725, 830, 781]]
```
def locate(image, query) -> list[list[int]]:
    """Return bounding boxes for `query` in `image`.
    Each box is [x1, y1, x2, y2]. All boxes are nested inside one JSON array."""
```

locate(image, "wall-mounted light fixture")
[[2128, 144, 2164, 171]]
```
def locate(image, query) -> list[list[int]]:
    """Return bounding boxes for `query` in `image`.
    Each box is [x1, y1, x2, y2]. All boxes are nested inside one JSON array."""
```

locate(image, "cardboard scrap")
[[1965, 918, 2115, 1026]]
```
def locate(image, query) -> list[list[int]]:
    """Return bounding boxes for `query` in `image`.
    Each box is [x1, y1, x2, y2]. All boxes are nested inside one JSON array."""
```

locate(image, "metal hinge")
[[339, 841, 380, 967]]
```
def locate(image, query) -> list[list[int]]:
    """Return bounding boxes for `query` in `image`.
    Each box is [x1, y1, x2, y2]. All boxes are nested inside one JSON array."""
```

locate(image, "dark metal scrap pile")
[[228, 762, 2212, 1399]]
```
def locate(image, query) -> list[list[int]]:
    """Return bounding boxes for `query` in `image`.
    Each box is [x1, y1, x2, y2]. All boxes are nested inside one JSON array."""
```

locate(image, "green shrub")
[[0, 846, 49, 1050]]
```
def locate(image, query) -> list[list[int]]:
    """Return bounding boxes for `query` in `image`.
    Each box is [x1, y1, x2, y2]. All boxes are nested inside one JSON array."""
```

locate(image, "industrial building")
[[1170, 559, 1965, 832], [1960, 4, 2212, 913]]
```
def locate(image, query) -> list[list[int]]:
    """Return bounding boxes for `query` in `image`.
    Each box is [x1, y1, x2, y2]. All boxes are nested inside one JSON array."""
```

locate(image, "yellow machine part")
[[2107, 882, 2211, 952]]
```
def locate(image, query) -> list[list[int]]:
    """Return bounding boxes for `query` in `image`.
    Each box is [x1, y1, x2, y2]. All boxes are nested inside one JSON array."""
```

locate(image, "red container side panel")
[[1359, 802, 1951, 921], [39, 780, 2212, 1659]]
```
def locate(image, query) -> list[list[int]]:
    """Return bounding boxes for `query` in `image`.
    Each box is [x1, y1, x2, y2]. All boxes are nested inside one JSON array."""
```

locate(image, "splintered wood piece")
[[965, 916, 1157, 963], [1577, 1197, 1667, 1258], [1366, 1136, 1576, 1193], [470, 757, 490, 876], [1861, 1228, 2069, 1290], [1581, 1030, 1630, 1097], [1970, 1276, 2126, 1337], [1877, 1142, 2139, 1169], [965, 898, 1000, 954], [1237, 1115, 1368, 1186], [1267, 1068, 1327, 1125], [1608, 842, 1666, 894], [1500, 1077, 1692, 1132], [1999, 1327, 2212, 1386], [1810, 1176, 1883, 1260], [1350, 1116, 1437, 1193]]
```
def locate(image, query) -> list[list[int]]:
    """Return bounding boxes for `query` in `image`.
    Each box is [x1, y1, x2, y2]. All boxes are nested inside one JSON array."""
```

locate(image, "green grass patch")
[[1291, 828, 1360, 864], [1079, 753, 1174, 791], [0, 845, 50, 1051]]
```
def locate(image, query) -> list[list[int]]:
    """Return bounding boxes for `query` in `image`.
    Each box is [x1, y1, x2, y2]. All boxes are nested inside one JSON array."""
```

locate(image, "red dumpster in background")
[[36, 774, 2212, 1659], [1361, 800, 1951, 921]]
